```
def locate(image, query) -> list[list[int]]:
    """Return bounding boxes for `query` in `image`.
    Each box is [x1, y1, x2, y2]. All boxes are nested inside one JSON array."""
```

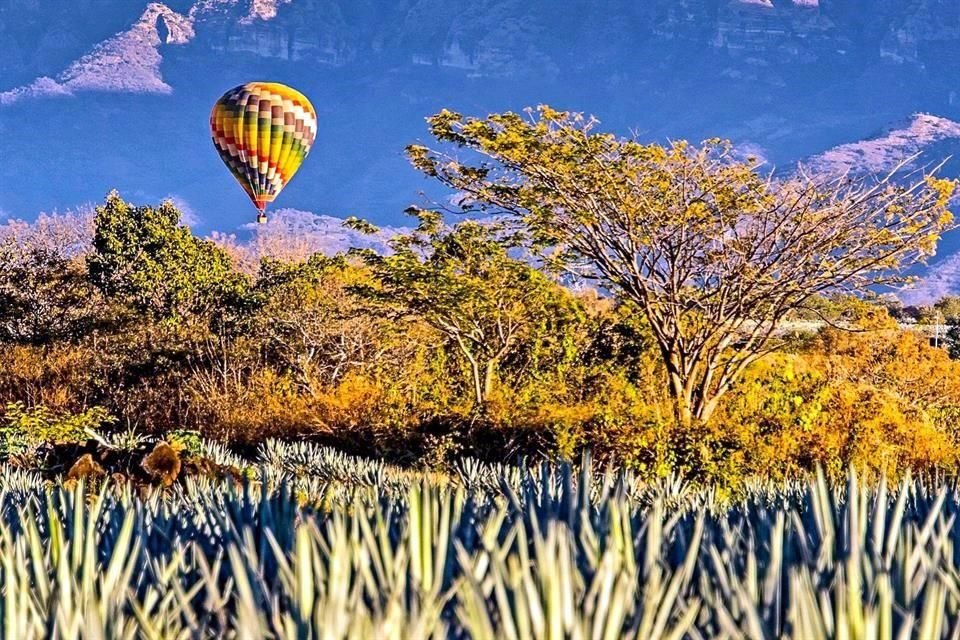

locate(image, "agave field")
[[0, 440, 959, 638]]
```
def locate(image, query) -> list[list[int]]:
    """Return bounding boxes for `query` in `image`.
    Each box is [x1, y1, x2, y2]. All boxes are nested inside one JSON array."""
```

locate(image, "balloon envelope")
[[210, 82, 317, 215]]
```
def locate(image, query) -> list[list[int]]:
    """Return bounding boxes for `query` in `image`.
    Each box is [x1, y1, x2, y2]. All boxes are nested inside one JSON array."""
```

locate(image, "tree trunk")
[[663, 346, 728, 425], [667, 369, 694, 425], [675, 370, 724, 425], [468, 358, 484, 407], [451, 334, 485, 408], [483, 358, 498, 401], [697, 395, 721, 425]]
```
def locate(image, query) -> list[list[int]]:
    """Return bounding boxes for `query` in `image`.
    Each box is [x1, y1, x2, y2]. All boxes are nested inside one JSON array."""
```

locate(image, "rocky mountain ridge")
[[4, 0, 960, 96], [806, 113, 960, 176]]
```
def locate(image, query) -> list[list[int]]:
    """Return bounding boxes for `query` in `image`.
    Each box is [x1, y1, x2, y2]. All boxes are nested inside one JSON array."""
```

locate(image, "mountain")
[[3, 0, 960, 292], [237, 208, 408, 261], [798, 113, 960, 302], [805, 113, 960, 177]]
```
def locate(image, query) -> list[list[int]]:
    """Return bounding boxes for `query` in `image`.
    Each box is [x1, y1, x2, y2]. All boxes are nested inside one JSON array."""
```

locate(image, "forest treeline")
[[5, 106, 960, 486]]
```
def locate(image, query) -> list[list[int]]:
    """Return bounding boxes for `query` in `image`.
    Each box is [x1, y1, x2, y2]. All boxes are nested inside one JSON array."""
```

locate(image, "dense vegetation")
[[7, 193, 960, 486], [3, 107, 960, 489]]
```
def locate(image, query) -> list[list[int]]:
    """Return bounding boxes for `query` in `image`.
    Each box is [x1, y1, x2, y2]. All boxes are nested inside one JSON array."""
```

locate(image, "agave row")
[[0, 443, 956, 638]]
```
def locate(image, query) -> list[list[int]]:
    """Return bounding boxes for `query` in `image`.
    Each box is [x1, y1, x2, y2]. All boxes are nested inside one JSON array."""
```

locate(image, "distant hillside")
[[238, 208, 408, 262], [804, 114, 960, 177]]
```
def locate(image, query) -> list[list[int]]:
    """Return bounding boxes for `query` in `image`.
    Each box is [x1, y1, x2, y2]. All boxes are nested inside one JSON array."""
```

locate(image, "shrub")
[[0, 402, 114, 456]]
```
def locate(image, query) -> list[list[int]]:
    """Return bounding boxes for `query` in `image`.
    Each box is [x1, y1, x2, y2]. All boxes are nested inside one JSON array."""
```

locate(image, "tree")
[[0, 245, 101, 346], [408, 106, 957, 424], [253, 255, 392, 394], [792, 294, 897, 327], [87, 192, 248, 322], [0, 207, 101, 345], [948, 323, 960, 360], [351, 211, 571, 407], [934, 295, 960, 323]]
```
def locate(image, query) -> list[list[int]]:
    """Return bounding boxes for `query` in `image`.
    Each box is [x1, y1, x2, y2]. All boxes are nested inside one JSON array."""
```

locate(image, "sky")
[[3, 0, 960, 298]]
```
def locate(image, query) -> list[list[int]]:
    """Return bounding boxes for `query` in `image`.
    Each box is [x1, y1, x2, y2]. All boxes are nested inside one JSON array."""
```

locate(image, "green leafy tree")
[[351, 211, 571, 407], [904, 305, 941, 324], [87, 192, 248, 322], [935, 295, 960, 323], [408, 106, 957, 424]]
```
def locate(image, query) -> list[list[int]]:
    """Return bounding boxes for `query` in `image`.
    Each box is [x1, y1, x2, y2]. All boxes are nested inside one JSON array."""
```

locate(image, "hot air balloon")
[[210, 82, 317, 223]]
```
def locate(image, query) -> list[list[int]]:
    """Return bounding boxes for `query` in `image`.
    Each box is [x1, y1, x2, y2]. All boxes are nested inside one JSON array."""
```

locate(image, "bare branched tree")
[[408, 106, 957, 423]]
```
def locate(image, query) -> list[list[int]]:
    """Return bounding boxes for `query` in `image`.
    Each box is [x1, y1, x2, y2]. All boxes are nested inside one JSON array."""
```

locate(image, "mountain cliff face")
[[179, 0, 960, 82], [4, 0, 960, 85]]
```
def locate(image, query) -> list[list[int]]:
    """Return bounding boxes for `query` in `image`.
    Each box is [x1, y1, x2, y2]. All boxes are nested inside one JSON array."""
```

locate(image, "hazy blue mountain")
[[3, 0, 960, 296]]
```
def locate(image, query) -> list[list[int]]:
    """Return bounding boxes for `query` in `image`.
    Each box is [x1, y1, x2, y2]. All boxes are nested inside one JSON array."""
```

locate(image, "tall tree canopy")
[[351, 211, 576, 407], [408, 106, 957, 423], [88, 192, 248, 322]]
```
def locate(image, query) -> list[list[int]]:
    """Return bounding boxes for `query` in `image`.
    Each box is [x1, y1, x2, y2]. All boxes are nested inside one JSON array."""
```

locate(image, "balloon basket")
[[257, 213, 267, 224]]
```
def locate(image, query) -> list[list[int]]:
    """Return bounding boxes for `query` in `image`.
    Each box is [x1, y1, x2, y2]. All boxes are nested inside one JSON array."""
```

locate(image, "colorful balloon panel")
[[210, 82, 317, 215]]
